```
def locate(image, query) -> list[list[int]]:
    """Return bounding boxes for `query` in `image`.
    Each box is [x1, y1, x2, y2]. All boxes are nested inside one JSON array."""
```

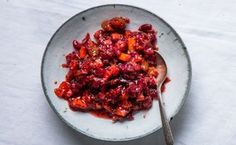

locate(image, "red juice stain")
[[89, 111, 111, 120], [161, 77, 171, 93]]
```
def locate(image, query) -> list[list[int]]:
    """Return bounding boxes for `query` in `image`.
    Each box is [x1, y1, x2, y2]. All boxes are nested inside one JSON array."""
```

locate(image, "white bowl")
[[41, 4, 192, 141]]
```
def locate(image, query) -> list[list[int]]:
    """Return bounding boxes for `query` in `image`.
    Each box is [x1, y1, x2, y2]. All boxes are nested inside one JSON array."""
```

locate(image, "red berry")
[[73, 40, 81, 49], [138, 24, 152, 32]]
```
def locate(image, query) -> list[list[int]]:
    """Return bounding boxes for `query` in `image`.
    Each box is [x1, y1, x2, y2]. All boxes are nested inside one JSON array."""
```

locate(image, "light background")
[[0, 0, 236, 145]]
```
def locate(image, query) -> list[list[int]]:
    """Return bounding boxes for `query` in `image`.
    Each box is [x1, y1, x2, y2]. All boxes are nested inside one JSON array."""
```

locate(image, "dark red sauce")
[[54, 17, 170, 121]]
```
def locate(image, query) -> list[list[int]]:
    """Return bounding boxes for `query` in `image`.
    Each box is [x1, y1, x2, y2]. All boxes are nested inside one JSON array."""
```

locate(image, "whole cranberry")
[[94, 30, 104, 40], [139, 24, 152, 32], [73, 40, 81, 49]]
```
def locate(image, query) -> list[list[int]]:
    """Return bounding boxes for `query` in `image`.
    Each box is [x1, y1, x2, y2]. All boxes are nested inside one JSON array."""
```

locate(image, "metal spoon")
[[155, 52, 174, 145]]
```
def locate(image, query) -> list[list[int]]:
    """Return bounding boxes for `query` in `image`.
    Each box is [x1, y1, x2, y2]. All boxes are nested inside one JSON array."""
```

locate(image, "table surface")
[[1, 0, 236, 145]]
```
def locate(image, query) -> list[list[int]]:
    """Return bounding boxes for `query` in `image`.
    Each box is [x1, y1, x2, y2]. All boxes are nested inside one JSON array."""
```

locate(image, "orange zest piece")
[[79, 46, 87, 58], [148, 67, 158, 77], [109, 65, 120, 76], [115, 107, 129, 117], [128, 37, 135, 51], [141, 60, 149, 71], [70, 98, 88, 110], [137, 93, 145, 101], [111, 33, 122, 41], [104, 65, 120, 79], [118, 53, 131, 61]]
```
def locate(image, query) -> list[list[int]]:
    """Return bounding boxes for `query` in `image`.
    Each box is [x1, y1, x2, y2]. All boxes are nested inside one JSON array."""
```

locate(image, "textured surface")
[[0, 0, 236, 145]]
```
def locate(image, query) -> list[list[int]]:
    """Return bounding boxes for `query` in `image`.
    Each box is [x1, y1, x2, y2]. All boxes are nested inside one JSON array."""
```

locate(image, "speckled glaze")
[[41, 4, 191, 141]]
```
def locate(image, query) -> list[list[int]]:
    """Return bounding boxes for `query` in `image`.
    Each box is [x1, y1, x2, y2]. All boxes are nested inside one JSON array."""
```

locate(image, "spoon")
[[155, 52, 174, 145]]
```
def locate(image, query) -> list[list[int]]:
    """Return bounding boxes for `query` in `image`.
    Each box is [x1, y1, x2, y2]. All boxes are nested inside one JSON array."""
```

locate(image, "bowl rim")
[[41, 4, 192, 141]]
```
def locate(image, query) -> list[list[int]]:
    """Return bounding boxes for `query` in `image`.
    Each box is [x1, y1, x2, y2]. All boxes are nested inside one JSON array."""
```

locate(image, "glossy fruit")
[[118, 53, 131, 62], [54, 17, 169, 121]]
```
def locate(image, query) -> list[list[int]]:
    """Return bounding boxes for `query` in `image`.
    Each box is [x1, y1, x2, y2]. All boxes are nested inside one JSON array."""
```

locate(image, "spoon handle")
[[158, 92, 174, 145]]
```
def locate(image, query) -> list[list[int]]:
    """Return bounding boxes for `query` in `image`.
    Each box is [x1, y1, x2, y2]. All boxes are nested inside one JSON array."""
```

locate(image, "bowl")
[[41, 4, 192, 141]]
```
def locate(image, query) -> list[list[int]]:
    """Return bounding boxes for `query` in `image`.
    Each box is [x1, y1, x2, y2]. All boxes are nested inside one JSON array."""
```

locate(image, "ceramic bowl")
[[41, 4, 192, 141]]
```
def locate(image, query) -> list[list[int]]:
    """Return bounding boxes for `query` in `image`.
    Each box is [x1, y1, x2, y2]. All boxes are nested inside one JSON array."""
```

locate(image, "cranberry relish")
[[54, 17, 168, 121]]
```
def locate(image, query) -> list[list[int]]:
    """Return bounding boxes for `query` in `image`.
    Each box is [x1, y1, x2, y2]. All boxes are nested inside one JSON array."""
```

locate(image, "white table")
[[1, 0, 236, 145]]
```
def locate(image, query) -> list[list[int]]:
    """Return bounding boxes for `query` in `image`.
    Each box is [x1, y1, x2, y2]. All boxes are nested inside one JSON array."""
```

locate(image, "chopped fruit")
[[95, 103, 102, 109], [141, 60, 149, 71], [118, 53, 131, 61], [69, 60, 78, 70], [79, 46, 87, 58], [93, 29, 103, 40], [120, 93, 128, 101], [54, 17, 170, 122], [101, 20, 114, 31], [54, 81, 72, 99], [108, 65, 120, 76], [115, 107, 129, 117], [69, 98, 88, 110], [54, 88, 64, 97], [137, 93, 145, 101], [92, 59, 103, 68], [124, 30, 132, 38], [110, 17, 129, 30], [127, 37, 135, 51], [148, 67, 158, 77], [115, 40, 127, 52], [132, 53, 142, 62], [88, 46, 99, 56], [104, 65, 120, 79], [111, 33, 122, 41]]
